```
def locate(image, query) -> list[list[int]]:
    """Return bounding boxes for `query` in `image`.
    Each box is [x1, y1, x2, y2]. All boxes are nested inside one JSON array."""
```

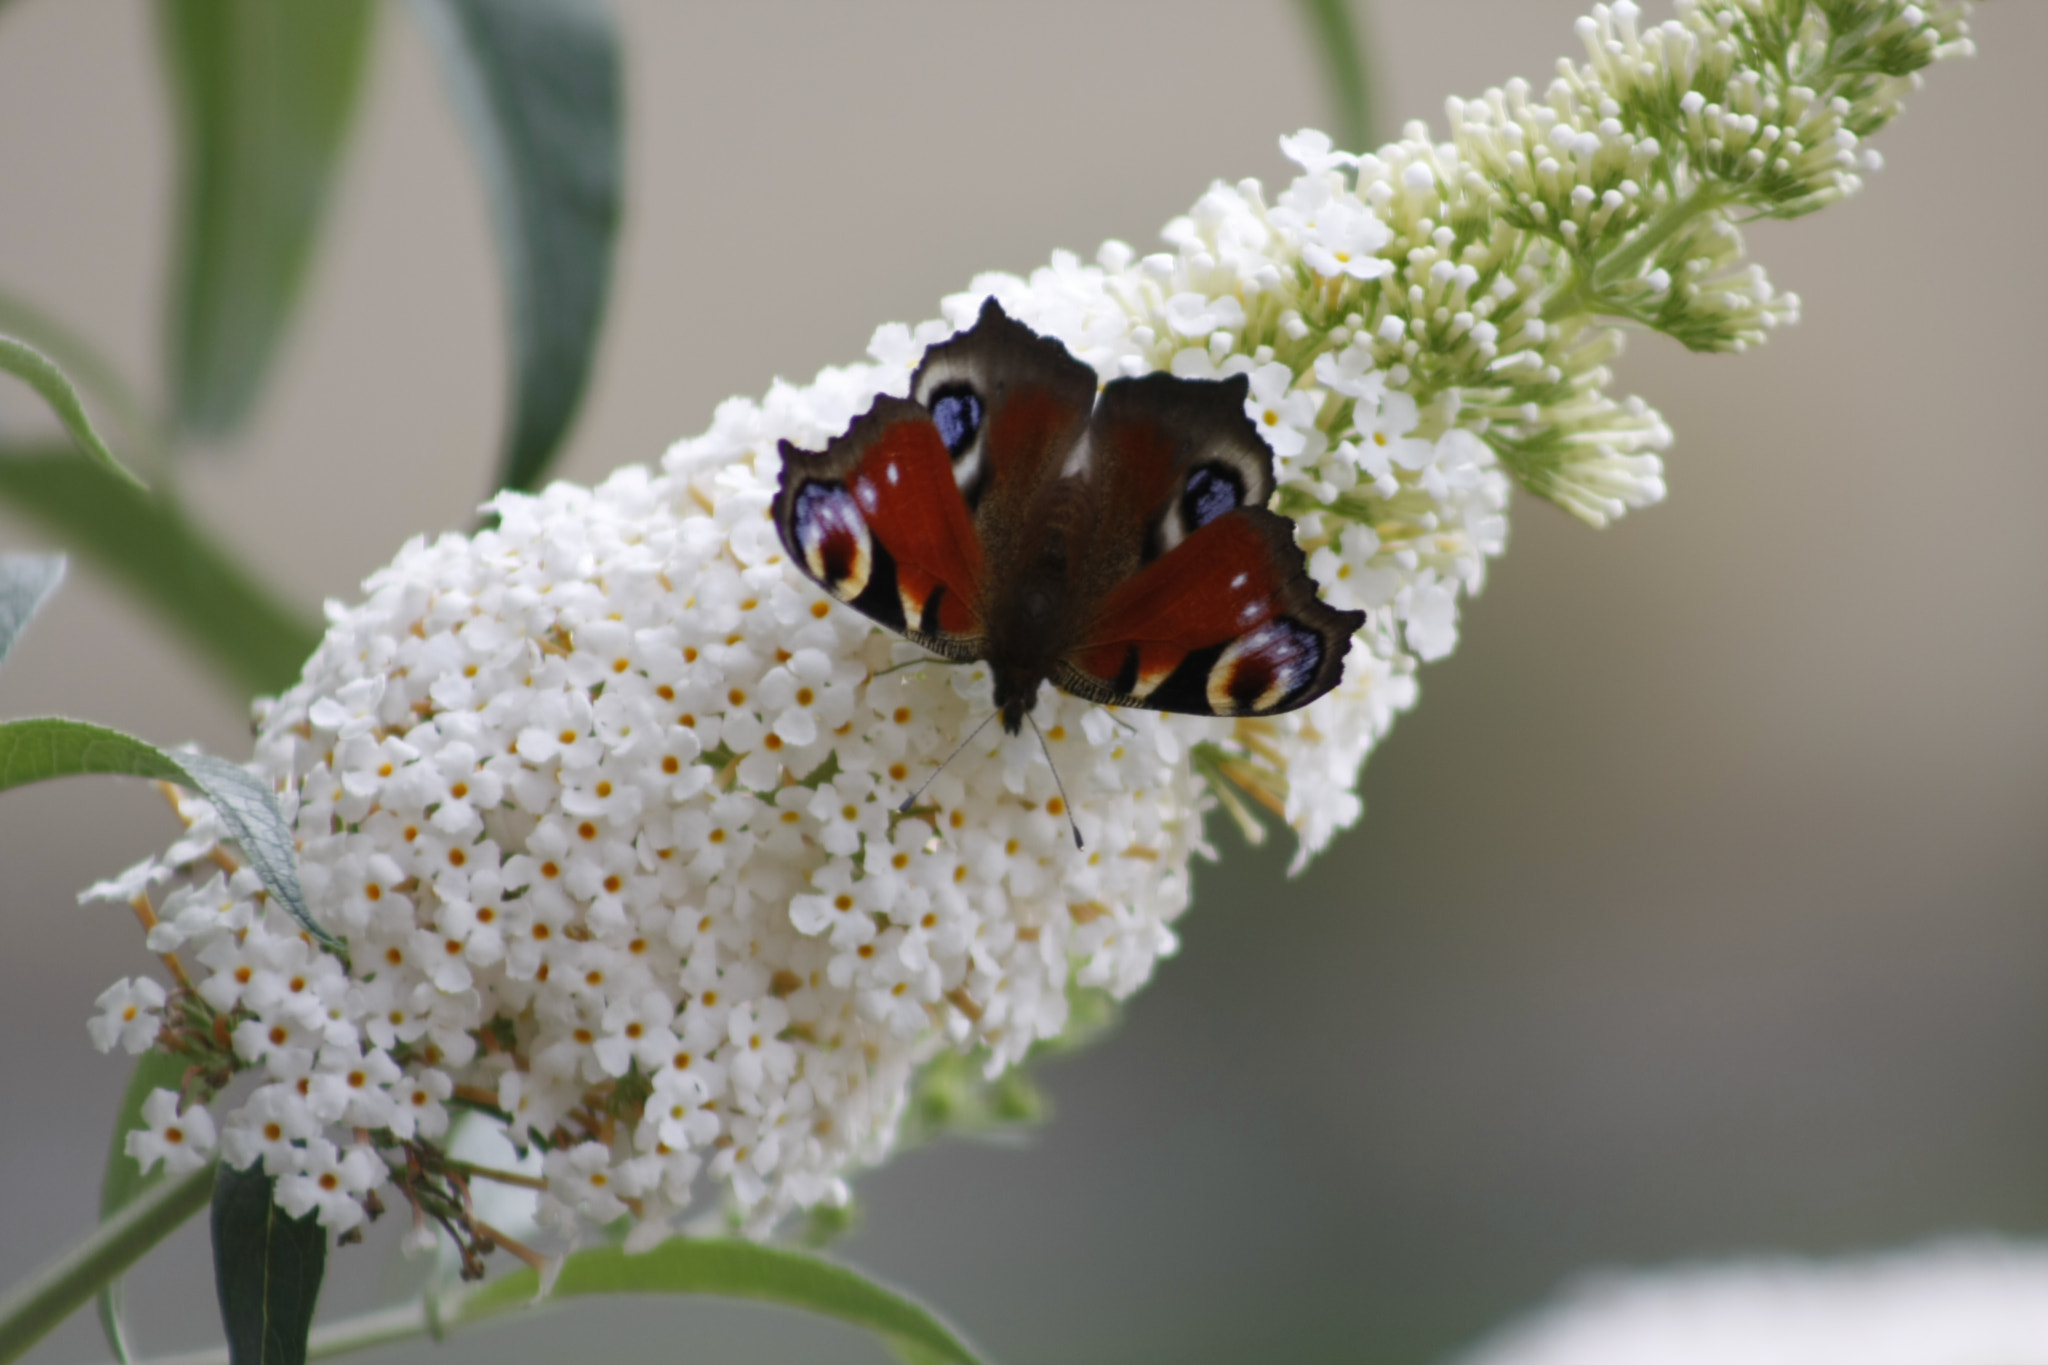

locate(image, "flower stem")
[[1543, 181, 1737, 326], [1590, 181, 1733, 291], [0, 1162, 215, 1365], [442, 1158, 547, 1192]]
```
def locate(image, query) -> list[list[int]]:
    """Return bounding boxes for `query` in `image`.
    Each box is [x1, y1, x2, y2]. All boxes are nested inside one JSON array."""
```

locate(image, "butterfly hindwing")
[[775, 396, 986, 658], [1057, 506, 1366, 718]]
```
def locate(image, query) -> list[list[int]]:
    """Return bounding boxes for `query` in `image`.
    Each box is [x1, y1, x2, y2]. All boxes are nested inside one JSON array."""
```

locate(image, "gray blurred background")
[[2, 3, 2041, 1363]]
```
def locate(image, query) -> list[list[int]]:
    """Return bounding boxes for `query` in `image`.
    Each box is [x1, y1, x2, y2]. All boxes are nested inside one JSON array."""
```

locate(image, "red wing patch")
[[847, 419, 985, 634], [1068, 515, 1282, 696], [777, 398, 987, 651], [1058, 508, 1364, 718]]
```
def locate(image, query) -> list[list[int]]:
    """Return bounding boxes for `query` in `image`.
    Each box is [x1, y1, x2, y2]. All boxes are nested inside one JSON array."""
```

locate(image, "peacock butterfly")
[[774, 298, 1367, 739]]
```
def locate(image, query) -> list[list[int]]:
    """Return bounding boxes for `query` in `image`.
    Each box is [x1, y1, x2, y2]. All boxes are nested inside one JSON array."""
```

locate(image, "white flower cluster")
[[90, 450, 1205, 1236], [86, 0, 1968, 1241]]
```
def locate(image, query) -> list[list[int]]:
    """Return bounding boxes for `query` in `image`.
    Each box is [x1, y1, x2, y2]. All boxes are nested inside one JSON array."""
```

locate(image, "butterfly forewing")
[[776, 396, 987, 657], [909, 299, 1097, 574]]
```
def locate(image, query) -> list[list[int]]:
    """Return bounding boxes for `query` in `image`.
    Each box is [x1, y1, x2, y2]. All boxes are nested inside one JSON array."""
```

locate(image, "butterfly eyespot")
[[1206, 618, 1325, 715], [924, 381, 992, 505], [928, 383, 985, 457], [789, 482, 873, 600], [1182, 464, 1246, 531], [1150, 462, 1252, 561]]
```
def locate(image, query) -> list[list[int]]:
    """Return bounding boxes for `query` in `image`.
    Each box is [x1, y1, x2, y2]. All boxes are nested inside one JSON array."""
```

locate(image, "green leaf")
[[410, 0, 622, 495], [456, 1240, 989, 1365], [159, 0, 377, 438], [0, 444, 319, 698], [0, 335, 147, 490], [0, 717, 337, 952], [211, 1164, 327, 1365], [179, 750, 337, 951], [0, 290, 163, 466], [0, 553, 65, 669], [97, 1048, 193, 1365], [1293, 0, 1377, 155]]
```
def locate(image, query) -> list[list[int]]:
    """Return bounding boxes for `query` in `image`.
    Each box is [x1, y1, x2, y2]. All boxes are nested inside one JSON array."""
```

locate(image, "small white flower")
[[307, 676, 387, 739], [1242, 363, 1321, 459], [593, 991, 680, 1078], [88, 977, 165, 1055], [275, 1138, 383, 1233], [542, 1141, 630, 1225], [219, 1083, 321, 1175], [391, 1068, 453, 1141], [79, 857, 173, 907], [125, 1088, 216, 1176], [305, 1041, 402, 1129]]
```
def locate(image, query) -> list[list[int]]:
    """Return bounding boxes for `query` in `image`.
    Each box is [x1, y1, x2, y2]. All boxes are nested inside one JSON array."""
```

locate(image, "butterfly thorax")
[[986, 523, 1080, 734]]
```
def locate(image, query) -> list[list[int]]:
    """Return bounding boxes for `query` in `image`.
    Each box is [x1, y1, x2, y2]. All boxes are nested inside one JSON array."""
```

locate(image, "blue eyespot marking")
[[1182, 464, 1245, 531], [929, 385, 985, 459]]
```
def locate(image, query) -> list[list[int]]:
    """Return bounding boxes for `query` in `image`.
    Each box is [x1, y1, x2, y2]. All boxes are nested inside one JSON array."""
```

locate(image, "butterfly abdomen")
[[985, 548, 1071, 734]]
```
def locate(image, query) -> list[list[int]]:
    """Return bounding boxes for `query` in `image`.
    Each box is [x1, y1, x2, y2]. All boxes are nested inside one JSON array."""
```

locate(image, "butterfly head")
[[993, 666, 1041, 737]]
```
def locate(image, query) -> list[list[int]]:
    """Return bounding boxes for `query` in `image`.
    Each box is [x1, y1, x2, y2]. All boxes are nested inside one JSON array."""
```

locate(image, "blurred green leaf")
[[456, 1240, 988, 1365], [411, 0, 622, 495], [1294, 0, 1377, 155], [0, 335, 146, 490], [0, 444, 318, 697], [98, 1048, 192, 1365], [0, 717, 188, 790], [0, 716, 336, 951], [0, 291, 163, 465], [0, 554, 65, 669], [160, 0, 377, 438], [211, 1164, 326, 1365]]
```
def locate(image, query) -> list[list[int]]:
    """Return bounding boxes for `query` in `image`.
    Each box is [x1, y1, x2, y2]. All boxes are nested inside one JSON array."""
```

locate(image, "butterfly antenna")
[[897, 710, 1000, 814], [1025, 712, 1085, 850]]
